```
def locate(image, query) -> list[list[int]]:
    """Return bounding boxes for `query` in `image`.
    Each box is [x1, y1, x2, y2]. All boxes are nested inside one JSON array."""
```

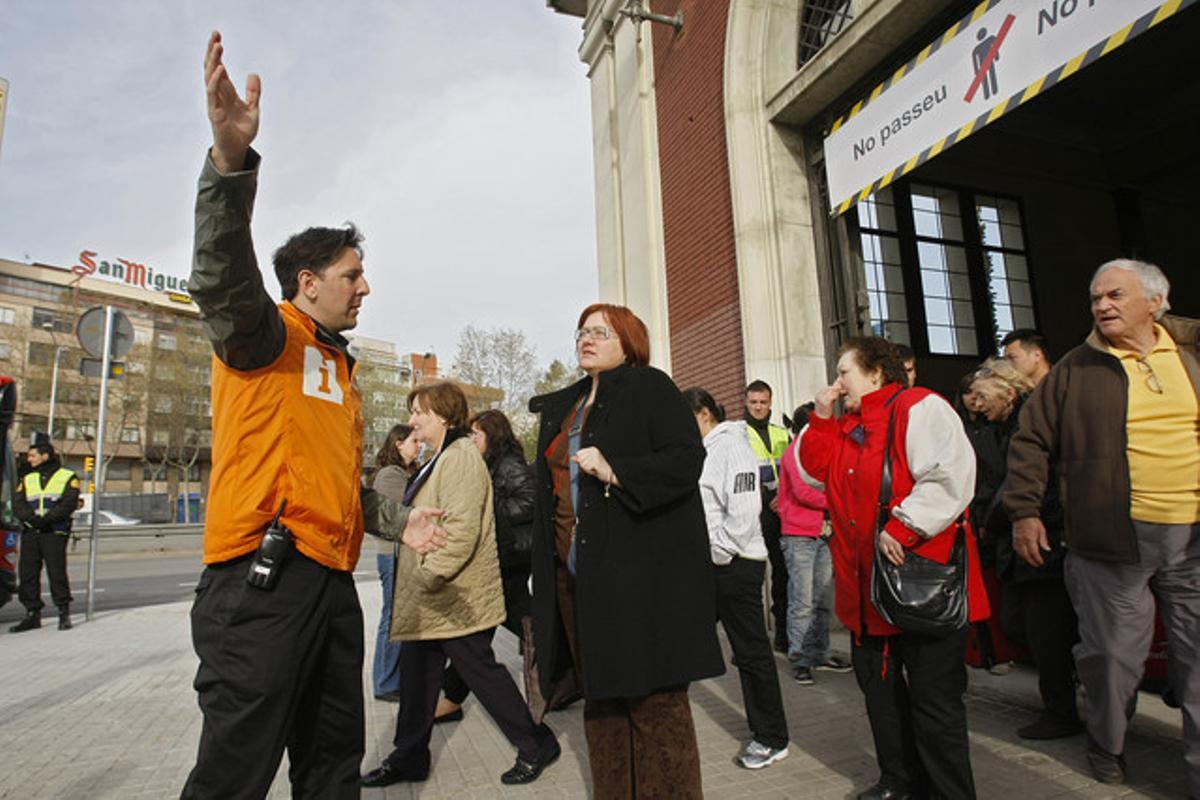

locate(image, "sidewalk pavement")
[[0, 575, 1187, 799]]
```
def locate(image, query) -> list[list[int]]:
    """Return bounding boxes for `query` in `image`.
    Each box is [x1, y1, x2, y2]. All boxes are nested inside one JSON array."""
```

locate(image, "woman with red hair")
[[529, 303, 724, 798]]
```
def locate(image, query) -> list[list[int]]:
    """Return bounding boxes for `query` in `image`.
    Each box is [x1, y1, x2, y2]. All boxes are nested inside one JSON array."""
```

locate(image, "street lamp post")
[[42, 321, 67, 441]]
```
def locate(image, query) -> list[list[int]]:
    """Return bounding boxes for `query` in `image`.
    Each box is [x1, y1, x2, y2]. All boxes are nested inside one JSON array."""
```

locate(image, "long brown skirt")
[[557, 566, 704, 799]]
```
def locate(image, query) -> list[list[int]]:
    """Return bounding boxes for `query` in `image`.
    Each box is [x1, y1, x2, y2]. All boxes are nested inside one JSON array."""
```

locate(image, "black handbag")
[[869, 392, 969, 636]]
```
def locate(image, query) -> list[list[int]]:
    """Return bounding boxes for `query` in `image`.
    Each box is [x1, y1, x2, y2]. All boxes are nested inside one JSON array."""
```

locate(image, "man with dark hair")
[[181, 32, 446, 799], [10, 441, 79, 632], [744, 380, 791, 653], [1001, 329, 1051, 384], [895, 343, 916, 387]]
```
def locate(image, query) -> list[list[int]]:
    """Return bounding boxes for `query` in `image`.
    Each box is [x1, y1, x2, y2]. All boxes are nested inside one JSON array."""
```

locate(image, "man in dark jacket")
[[10, 441, 80, 632], [1004, 259, 1199, 791], [744, 380, 791, 653]]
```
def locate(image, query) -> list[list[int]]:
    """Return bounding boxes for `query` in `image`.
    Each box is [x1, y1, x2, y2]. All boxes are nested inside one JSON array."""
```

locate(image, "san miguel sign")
[[823, 0, 1195, 215], [72, 249, 190, 296]]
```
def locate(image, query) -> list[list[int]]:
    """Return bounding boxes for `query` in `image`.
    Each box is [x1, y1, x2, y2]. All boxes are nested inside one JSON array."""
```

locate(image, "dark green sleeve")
[[361, 485, 413, 542], [188, 149, 286, 371]]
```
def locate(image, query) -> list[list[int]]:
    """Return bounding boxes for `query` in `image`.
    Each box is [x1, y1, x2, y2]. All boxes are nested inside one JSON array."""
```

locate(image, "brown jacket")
[[1004, 314, 1200, 563], [390, 436, 506, 641]]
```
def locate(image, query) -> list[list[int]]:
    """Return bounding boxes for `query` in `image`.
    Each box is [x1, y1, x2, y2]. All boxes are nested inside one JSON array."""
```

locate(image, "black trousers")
[[181, 551, 364, 800], [18, 529, 71, 612], [386, 627, 547, 771], [760, 493, 788, 646], [1001, 578, 1079, 721], [852, 628, 976, 799], [715, 557, 789, 749], [443, 566, 530, 705]]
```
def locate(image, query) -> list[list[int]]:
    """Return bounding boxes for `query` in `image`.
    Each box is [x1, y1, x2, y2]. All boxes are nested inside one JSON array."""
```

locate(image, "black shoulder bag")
[[869, 393, 969, 636]]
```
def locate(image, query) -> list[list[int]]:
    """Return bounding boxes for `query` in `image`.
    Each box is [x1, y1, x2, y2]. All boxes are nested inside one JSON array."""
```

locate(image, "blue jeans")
[[781, 535, 833, 669], [373, 553, 403, 697]]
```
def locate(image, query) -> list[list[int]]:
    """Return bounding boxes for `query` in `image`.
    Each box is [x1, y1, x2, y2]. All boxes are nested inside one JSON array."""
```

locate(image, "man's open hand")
[[1013, 517, 1050, 568], [402, 507, 448, 555], [204, 31, 260, 174]]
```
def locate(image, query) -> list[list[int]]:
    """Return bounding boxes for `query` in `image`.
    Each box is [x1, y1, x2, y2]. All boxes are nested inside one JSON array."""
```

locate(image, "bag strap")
[[876, 389, 906, 532]]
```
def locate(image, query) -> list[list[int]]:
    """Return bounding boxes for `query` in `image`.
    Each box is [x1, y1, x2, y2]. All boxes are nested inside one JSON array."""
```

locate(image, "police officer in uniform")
[[10, 441, 80, 632]]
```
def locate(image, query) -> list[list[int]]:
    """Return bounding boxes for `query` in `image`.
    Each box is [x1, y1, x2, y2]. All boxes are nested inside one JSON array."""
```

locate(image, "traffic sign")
[[76, 306, 134, 359]]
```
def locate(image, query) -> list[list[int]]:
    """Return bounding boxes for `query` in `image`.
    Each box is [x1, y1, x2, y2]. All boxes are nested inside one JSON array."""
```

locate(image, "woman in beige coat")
[[361, 382, 559, 789]]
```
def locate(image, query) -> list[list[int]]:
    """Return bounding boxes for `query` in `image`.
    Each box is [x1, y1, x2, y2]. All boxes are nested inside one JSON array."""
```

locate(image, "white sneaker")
[[736, 740, 789, 769]]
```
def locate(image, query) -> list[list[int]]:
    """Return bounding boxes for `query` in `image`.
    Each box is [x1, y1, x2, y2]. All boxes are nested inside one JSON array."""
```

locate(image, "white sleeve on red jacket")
[[891, 394, 976, 538], [794, 425, 826, 492]]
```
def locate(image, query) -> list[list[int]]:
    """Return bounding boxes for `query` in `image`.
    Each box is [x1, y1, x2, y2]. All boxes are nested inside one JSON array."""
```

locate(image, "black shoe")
[[1017, 713, 1084, 740], [58, 609, 72, 631], [1085, 736, 1126, 784], [9, 612, 40, 633], [857, 783, 911, 800], [501, 737, 561, 785], [432, 708, 464, 724], [360, 761, 428, 788]]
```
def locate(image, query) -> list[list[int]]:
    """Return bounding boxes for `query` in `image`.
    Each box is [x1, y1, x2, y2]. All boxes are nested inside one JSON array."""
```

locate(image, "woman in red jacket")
[[800, 337, 989, 800]]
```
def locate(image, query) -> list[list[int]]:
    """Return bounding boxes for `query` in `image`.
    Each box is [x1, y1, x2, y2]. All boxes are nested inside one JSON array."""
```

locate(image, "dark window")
[[852, 180, 1036, 357], [28, 341, 57, 366], [31, 307, 72, 334]]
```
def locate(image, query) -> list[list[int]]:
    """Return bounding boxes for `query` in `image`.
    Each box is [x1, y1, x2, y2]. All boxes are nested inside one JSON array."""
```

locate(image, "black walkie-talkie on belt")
[[246, 500, 292, 590]]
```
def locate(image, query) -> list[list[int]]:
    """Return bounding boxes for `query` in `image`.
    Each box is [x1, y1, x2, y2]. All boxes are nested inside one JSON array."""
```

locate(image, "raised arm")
[[204, 30, 260, 174], [188, 31, 285, 371]]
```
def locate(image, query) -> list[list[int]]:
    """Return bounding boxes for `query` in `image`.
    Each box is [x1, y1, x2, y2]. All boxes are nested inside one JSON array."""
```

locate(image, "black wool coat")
[[528, 364, 725, 700]]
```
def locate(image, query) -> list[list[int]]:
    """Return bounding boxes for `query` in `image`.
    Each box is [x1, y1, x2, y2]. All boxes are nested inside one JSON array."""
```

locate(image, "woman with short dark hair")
[[528, 303, 724, 798], [801, 336, 989, 799], [433, 408, 536, 723], [683, 386, 791, 770], [361, 382, 559, 788]]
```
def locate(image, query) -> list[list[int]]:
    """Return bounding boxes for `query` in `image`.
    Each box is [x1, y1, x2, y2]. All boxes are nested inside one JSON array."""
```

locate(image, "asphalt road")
[[0, 549, 382, 625]]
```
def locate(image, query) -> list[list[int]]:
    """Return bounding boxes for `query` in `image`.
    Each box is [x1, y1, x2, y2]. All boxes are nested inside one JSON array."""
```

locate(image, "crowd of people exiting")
[[144, 31, 1200, 800]]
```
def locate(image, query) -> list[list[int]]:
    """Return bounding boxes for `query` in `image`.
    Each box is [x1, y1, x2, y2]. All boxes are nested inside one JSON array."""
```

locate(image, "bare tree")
[[450, 325, 537, 415]]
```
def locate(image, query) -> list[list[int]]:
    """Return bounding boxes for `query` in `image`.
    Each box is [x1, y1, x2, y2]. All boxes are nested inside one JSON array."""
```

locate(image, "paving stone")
[[0, 578, 1187, 798]]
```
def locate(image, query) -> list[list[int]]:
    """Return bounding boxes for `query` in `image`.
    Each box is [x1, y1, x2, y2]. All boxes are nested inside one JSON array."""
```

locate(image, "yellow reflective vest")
[[23, 468, 76, 534], [746, 423, 789, 491]]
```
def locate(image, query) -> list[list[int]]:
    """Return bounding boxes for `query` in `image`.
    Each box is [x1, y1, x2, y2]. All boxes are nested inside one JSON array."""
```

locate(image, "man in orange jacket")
[[181, 31, 445, 800]]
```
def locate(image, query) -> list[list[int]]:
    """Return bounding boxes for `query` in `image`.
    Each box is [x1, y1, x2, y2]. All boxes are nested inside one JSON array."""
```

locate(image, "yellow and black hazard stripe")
[[828, 0, 1004, 139], [831, 0, 1196, 216]]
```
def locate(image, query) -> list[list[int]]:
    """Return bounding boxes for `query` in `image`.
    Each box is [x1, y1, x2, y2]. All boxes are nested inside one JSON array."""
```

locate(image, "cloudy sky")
[[0, 1, 597, 370]]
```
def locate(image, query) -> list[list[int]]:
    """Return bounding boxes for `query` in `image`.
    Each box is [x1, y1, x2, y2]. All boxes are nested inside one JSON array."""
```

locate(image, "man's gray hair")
[[1090, 258, 1171, 319]]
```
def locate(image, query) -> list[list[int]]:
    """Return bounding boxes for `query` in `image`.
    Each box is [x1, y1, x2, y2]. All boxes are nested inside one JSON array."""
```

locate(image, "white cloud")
[[0, 0, 596, 370]]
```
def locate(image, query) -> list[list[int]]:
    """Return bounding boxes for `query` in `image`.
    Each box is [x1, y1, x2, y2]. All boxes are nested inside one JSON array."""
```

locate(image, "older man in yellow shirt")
[[1005, 259, 1200, 792]]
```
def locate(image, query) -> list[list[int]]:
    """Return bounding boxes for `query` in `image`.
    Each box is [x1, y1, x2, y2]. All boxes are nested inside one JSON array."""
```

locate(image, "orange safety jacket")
[[202, 301, 364, 571]]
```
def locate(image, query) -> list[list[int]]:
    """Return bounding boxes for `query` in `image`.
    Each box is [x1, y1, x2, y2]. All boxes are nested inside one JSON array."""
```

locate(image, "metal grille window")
[[799, 0, 854, 66], [857, 188, 910, 344]]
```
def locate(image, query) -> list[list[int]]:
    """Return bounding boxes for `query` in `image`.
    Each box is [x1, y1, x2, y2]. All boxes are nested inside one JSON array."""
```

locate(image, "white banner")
[[824, 0, 1168, 212]]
